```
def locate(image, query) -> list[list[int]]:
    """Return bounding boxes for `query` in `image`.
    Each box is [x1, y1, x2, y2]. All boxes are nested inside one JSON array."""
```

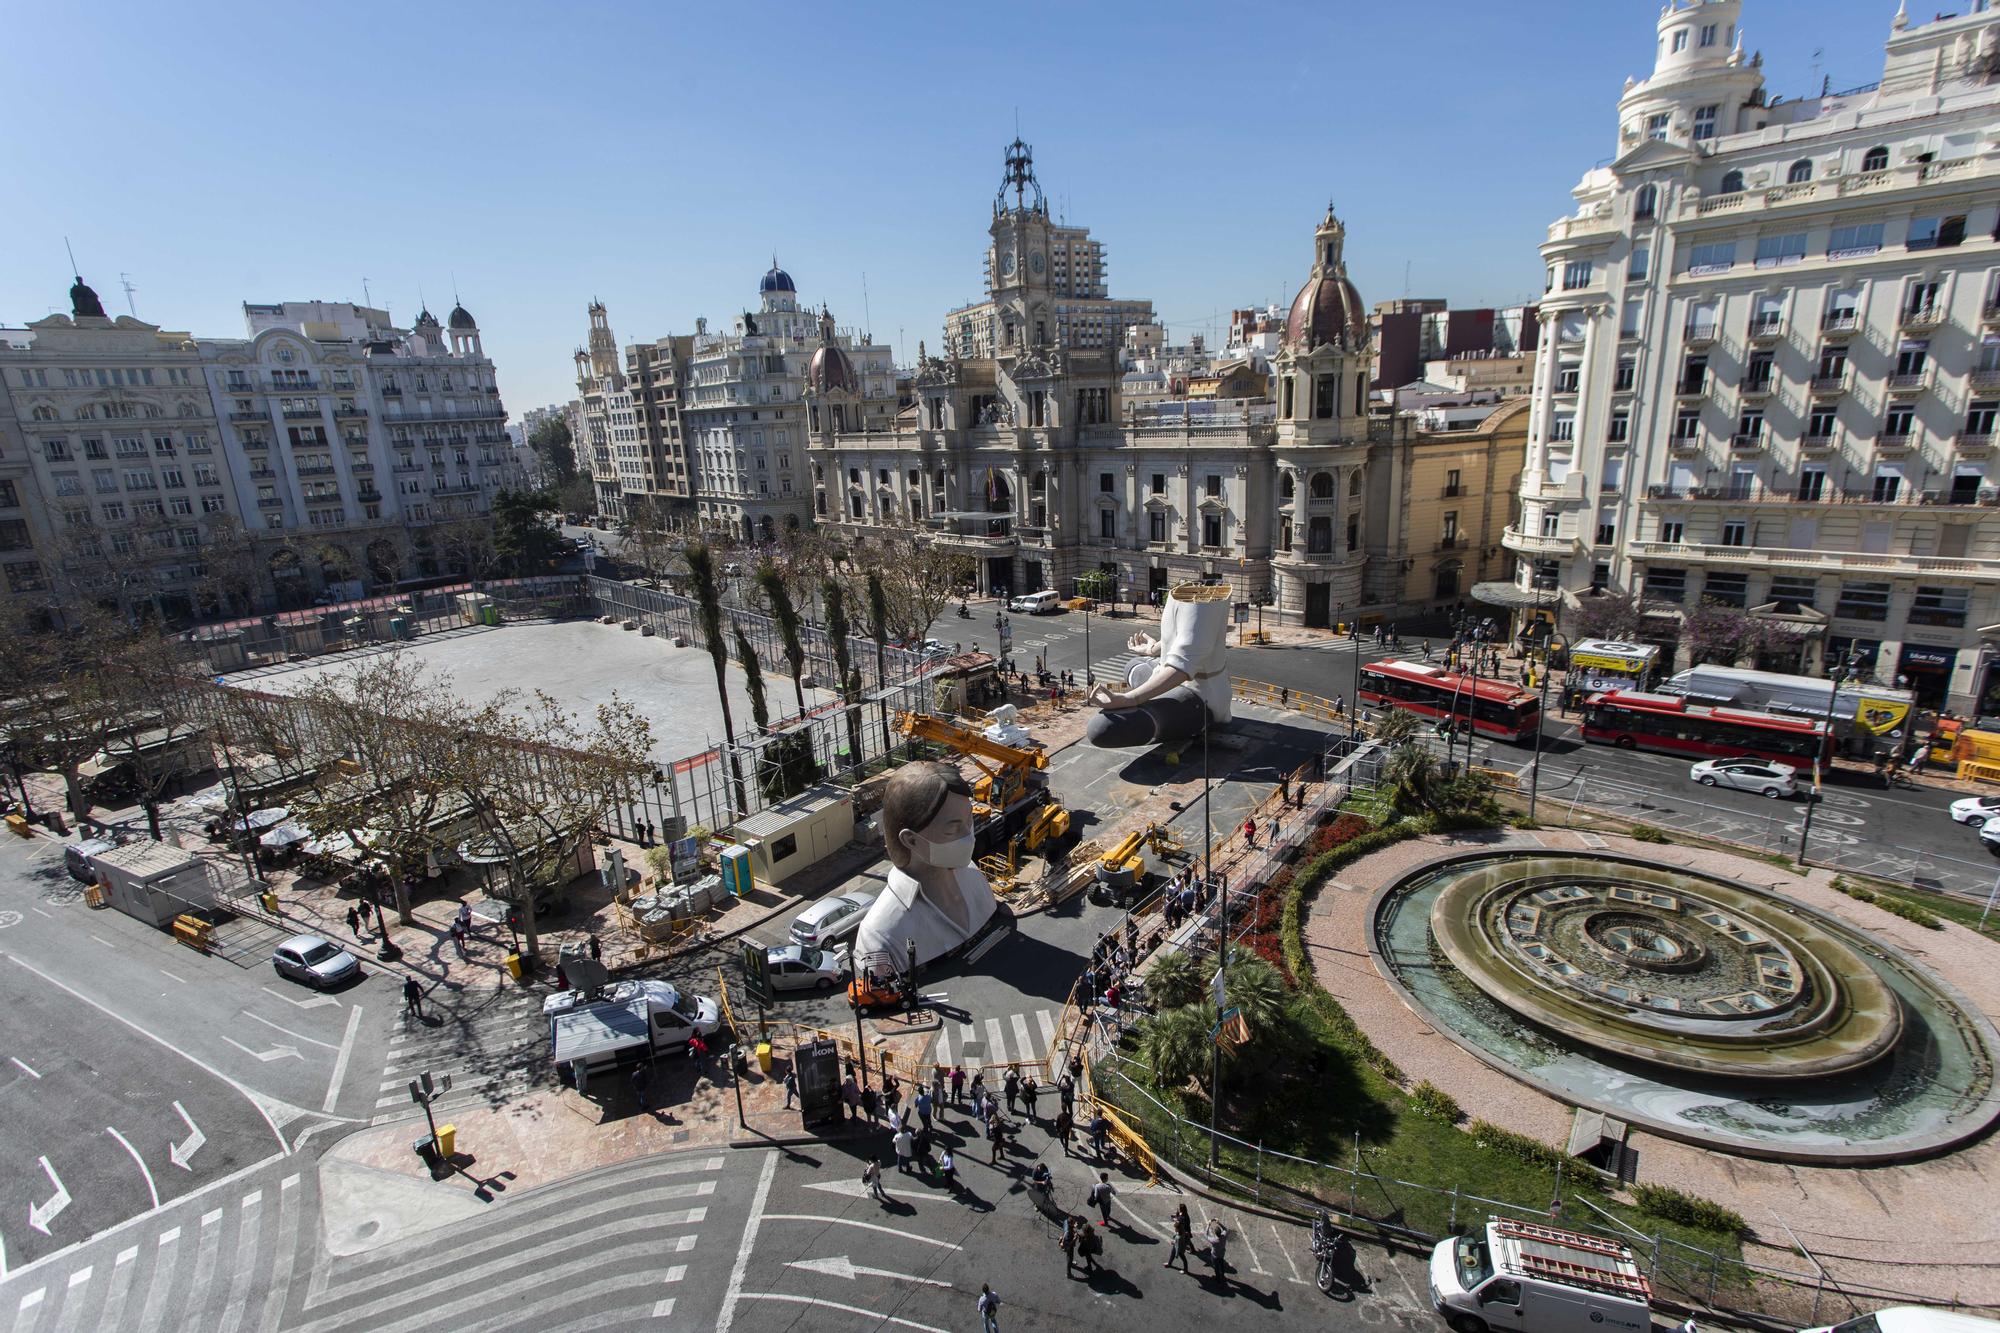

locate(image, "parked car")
[[765, 943, 849, 993], [1980, 816, 2000, 856], [920, 639, 952, 660], [789, 891, 878, 950], [271, 934, 361, 990], [62, 836, 117, 883], [1009, 590, 1062, 615], [1951, 794, 2000, 825], [1689, 758, 1798, 798]]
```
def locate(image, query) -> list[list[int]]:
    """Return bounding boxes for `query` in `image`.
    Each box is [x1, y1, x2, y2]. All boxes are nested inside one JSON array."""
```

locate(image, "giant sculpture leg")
[[1085, 684, 1212, 750]]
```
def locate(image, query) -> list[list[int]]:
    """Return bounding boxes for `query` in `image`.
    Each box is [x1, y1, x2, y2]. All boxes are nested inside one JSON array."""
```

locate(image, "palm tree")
[[823, 578, 865, 769], [1145, 948, 1205, 1011], [1139, 1005, 1211, 1095], [757, 559, 808, 718], [866, 569, 893, 747], [733, 625, 770, 731], [1221, 950, 1289, 1044], [684, 542, 748, 814], [1374, 707, 1421, 747], [1384, 741, 1443, 816]]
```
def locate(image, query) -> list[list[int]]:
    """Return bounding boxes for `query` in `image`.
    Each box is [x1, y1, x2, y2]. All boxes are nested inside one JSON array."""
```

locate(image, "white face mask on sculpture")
[[912, 830, 976, 869]]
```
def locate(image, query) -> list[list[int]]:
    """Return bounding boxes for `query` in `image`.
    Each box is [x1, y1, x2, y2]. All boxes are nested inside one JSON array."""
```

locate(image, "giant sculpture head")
[[856, 760, 996, 971], [880, 761, 974, 870]]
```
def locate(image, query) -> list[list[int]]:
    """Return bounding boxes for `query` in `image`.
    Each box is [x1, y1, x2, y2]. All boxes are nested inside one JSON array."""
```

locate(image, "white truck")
[[1429, 1216, 1651, 1333], [546, 980, 722, 1082]]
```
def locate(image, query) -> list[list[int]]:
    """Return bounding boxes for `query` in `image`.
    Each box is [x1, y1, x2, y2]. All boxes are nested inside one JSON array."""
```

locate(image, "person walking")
[[1003, 1068, 1020, 1114], [914, 1086, 932, 1132], [970, 1071, 986, 1114], [842, 1072, 861, 1122], [1055, 1107, 1075, 1155], [1089, 1171, 1116, 1227], [346, 905, 363, 938], [887, 1106, 902, 1137], [950, 1065, 966, 1106], [1059, 1073, 1075, 1120], [1242, 816, 1257, 848], [893, 1125, 914, 1173], [913, 1125, 935, 1178], [782, 1068, 797, 1109], [862, 1156, 888, 1202], [402, 976, 424, 1019], [1089, 1110, 1111, 1160], [861, 1084, 880, 1125], [939, 1146, 957, 1191], [1165, 1203, 1193, 1271], [987, 1112, 1006, 1165], [1061, 1215, 1081, 1277], [1020, 1074, 1039, 1121], [978, 1285, 1001, 1333], [930, 1066, 946, 1109], [1205, 1218, 1230, 1281], [884, 1074, 902, 1121], [587, 933, 602, 963], [450, 919, 468, 961]]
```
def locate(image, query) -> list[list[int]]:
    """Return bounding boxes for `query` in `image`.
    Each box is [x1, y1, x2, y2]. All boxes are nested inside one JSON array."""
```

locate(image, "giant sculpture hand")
[[1086, 582, 1233, 750], [851, 761, 998, 973]]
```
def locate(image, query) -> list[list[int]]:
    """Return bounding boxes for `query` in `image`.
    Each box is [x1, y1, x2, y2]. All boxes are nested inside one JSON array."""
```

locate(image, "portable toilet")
[[719, 844, 752, 901]]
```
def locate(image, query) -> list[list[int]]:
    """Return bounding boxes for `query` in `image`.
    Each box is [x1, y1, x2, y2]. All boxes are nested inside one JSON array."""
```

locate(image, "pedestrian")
[[630, 1063, 649, 1111], [1166, 1203, 1193, 1270], [913, 1125, 935, 1177], [842, 1072, 861, 1121], [915, 1086, 932, 1131], [1243, 816, 1256, 847], [950, 1065, 966, 1105], [1061, 1215, 1081, 1276], [1910, 741, 1932, 773], [451, 920, 468, 961], [346, 905, 363, 937], [939, 1146, 957, 1190], [571, 1058, 590, 1097], [970, 1071, 986, 1113], [862, 1156, 888, 1202], [402, 976, 423, 1018], [1089, 1171, 1116, 1226], [1205, 1218, 1229, 1280], [587, 933, 602, 962], [862, 1084, 880, 1125], [930, 1065, 946, 1108], [884, 1074, 902, 1120], [1090, 1110, 1111, 1159], [687, 1033, 708, 1069], [893, 1125, 914, 1173], [1055, 1107, 1074, 1155], [978, 1284, 1001, 1333], [456, 901, 472, 935], [1271, 814, 1282, 846], [1059, 1072, 1075, 1119], [988, 1112, 1006, 1164], [887, 1106, 902, 1136], [1004, 1068, 1020, 1114], [1021, 1074, 1039, 1120], [782, 1067, 797, 1109], [1078, 1217, 1103, 1273]]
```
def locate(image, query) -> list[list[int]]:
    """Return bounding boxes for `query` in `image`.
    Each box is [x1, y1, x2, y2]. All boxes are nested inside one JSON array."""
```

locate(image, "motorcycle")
[[957, 602, 971, 618], [1311, 1211, 1353, 1294]]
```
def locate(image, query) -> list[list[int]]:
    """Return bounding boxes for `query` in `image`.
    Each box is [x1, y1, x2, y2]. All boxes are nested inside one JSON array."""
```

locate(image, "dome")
[[1282, 272, 1366, 351], [808, 342, 857, 394], [759, 265, 796, 294], [414, 307, 440, 328], [448, 303, 476, 330]]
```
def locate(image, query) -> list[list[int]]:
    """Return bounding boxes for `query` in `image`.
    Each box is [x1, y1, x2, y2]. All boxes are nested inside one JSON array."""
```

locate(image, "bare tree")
[[193, 514, 269, 619], [757, 559, 809, 717], [869, 523, 974, 643], [621, 497, 680, 584], [431, 516, 500, 584], [683, 542, 749, 814], [95, 633, 213, 841]]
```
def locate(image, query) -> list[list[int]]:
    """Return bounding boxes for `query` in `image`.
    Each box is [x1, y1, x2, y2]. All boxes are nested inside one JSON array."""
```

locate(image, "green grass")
[[1094, 809, 1751, 1281], [1831, 876, 1952, 932]]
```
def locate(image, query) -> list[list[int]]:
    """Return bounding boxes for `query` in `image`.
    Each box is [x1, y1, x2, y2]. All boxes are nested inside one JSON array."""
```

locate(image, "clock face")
[[1031, 251, 1044, 274], [1001, 251, 1016, 276]]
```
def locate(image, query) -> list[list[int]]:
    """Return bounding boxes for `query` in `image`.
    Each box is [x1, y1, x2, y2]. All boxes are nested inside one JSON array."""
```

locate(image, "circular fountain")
[[1374, 852, 2000, 1163]]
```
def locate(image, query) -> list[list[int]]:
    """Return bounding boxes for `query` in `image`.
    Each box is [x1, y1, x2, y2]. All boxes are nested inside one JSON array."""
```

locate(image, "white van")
[[1010, 590, 1062, 615], [1804, 1309, 2000, 1333], [1429, 1217, 1650, 1333]]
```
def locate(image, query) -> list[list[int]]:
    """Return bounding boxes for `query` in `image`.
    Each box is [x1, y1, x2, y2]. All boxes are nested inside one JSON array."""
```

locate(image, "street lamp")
[[1797, 651, 1852, 863], [1525, 574, 1558, 820]]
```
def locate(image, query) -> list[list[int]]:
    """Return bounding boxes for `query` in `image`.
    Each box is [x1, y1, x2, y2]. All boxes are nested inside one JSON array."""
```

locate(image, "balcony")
[[230, 410, 264, 422], [240, 436, 269, 449], [1436, 535, 1462, 551], [257, 496, 284, 509], [1877, 432, 1917, 452], [1502, 526, 1578, 556], [295, 465, 336, 478], [1683, 323, 1719, 348], [1821, 310, 1860, 338], [1901, 304, 1945, 333], [1746, 313, 1785, 343], [1801, 431, 1839, 452], [1731, 431, 1766, 450], [282, 408, 322, 420], [333, 405, 366, 418], [1738, 376, 1774, 400], [1983, 302, 2000, 328], [247, 468, 277, 480], [355, 488, 383, 503], [1960, 433, 1995, 452], [349, 460, 374, 474], [1885, 367, 1932, 395], [381, 386, 402, 397], [1972, 369, 2000, 393], [1669, 433, 1704, 453], [1442, 485, 1463, 499], [1675, 377, 1709, 399], [1629, 537, 2000, 576], [1809, 370, 1850, 395]]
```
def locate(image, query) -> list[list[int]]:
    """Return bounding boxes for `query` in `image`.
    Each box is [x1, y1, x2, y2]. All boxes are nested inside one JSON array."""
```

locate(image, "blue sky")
[[4, 0, 1901, 411]]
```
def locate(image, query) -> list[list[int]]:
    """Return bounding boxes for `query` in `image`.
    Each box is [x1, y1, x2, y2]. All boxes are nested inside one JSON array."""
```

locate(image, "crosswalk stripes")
[[369, 989, 545, 1126], [931, 1007, 1059, 1071]]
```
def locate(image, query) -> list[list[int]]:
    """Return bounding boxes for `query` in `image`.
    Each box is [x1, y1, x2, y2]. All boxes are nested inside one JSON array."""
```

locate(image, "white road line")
[[933, 1029, 949, 1067], [322, 1003, 364, 1114], [242, 1190, 262, 1209], [159, 970, 187, 984], [1010, 1013, 1034, 1061], [1272, 1221, 1305, 1284], [18, 1288, 43, 1311], [158, 1227, 180, 1246], [984, 1017, 1006, 1064], [116, 1247, 137, 1266], [30, 906, 51, 918], [674, 1234, 696, 1252], [282, 1174, 299, 1190], [737, 1293, 951, 1333], [1232, 1212, 1269, 1274], [90, 934, 116, 948], [715, 1149, 777, 1333], [1035, 1010, 1057, 1049], [106, 1126, 161, 1210], [68, 1265, 91, 1287], [765, 1214, 963, 1248], [260, 986, 339, 1010], [651, 1298, 676, 1318], [201, 1208, 222, 1227], [11, 1056, 39, 1078], [662, 1264, 686, 1284], [242, 1011, 339, 1051]]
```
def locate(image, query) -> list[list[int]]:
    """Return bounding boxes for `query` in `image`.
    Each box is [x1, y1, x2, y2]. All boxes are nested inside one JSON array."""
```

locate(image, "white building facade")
[[1513, 0, 2000, 712]]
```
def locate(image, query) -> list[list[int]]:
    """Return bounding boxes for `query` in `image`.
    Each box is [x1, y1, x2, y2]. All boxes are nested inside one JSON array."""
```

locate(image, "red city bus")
[[1358, 660, 1542, 743], [1580, 690, 1829, 772]]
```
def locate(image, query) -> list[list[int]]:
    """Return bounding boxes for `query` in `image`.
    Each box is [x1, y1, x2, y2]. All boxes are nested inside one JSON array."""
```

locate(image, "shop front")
[[1897, 642, 1958, 709]]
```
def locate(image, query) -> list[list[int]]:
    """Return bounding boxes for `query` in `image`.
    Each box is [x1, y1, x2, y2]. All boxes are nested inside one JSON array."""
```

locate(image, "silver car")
[[789, 892, 878, 950], [1689, 757, 1798, 798], [766, 943, 849, 993], [272, 934, 361, 989]]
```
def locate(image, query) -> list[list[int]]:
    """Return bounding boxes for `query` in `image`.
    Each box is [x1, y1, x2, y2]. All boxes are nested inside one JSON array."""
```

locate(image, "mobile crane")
[[893, 711, 1072, 863]]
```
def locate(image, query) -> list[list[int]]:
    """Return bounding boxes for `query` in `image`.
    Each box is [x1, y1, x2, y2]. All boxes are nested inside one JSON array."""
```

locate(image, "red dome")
[[1283, 272, 1366, 351], [808, 342, 857, 394]]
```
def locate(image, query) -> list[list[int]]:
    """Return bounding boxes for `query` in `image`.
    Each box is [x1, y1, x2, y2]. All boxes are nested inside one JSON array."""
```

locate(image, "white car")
[[1982, 817, 2000, 856], [790, 891, 878, 950], [765, 944, 849, 993], [543, 979, 722, 1035], [272, 934, 361, 990], [1689, 757, 1798, 798], [1952, 795, 2000, 825], [919, 639, 952, 660]]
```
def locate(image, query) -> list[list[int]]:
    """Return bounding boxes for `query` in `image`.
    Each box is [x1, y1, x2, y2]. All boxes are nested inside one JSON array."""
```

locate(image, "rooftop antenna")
[[362, 276, 373, 308], [861, 271, 873, 342], [1811, 46, 1825, 96], [119, 272, 138, 317], [63, 236, 80, 280], [1404, 260, 1412, 299]]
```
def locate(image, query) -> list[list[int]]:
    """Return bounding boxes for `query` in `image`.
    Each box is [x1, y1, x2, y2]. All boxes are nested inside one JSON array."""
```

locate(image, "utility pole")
[[1797, 652, 1850, 863]]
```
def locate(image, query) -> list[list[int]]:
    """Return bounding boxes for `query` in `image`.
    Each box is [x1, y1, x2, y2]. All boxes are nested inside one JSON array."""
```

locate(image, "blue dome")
[[759, 265, 795, 294]]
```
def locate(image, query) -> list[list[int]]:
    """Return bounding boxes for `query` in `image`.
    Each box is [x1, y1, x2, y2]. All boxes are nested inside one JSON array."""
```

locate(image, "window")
[[1895, 339, 1929, 376], [1099, 509, 1116, 540], [1807, 404, 1838, 438], [1861, 146, 1889, 172], [1307, 516, 1332, 554], [1595, 508, 1615, 545], [1827, 221, 1884, 258], [43, 439, 70, 462], [1608, 410, 1630, 443], [1769, 576, 1818, 606], [1688, 241, 1736, 271], [1671, 28, 1689, 53], [1202, 513, 1223, 548], [1797, 468, 1827, 502], [1816, 345, 1848, 380], [1872, 467, 1903, 502], [1557, 363, 1581, 392], [1205, 474, 1221, 498], [1541, 512, 1560, 537], [1704, 571, 1749, 607], [1836, 581, 1891, 620], [1699, 22, 1718, 46], [1552, 413, 1576, 441], [1099, 472, 1113, 494], [1681, 355, 1708, 393], [1442, 512, 1460, 543], [101, 502, 126, 522], [1744, 351, 1774, 390], [1908, 216, 1944, 250], [1444, 468, 1462, 496], [1645, 567, 1687, 603], [1693, 105, 1718, 141], [1627, 246, 1650, 281], [1615, 358, 1636, 392], [1754, 233, 1807, 267], [1149, 511, 1166, 543], [1562, 260, 1594, 290], [1969, 401, 1999, 435], [1737, 410, 1764, 443], [1635, 184, 1657, 219], [1674, 409, 1701, 440], [1152, 473, 1166, 495], [1912, 585, 1969, 628], [1720, 520, 1748, 547], [1884, 404, 1916, 439], [1719, 169, 1745, 195], [1788, 159, 1813, 184]]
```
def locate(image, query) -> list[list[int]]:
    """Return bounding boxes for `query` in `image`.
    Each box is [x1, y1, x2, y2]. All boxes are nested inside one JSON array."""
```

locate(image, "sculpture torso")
[[853, 864, 998, 970]]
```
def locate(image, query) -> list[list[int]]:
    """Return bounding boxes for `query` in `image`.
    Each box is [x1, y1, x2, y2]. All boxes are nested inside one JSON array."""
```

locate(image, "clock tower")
[[988, 137, 1054, 353]]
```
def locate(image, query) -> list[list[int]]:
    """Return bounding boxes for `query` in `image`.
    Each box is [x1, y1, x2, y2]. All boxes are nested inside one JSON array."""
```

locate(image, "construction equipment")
[[1091, 822, 1182, 905], [977, 801, 1072, 893], [895, 711, 1069, 856]]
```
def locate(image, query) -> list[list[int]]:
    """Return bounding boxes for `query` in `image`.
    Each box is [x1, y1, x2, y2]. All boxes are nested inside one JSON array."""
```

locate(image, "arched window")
[[1280, 473, 1295, 500], [1719, 170, 1745, 195], [1634, 184, 1657, 220], [1861, 145, 1889, 172], [1309, 471, 1335, 500], [1787, 159, 1813, 184], [30, 404, 56, 421]]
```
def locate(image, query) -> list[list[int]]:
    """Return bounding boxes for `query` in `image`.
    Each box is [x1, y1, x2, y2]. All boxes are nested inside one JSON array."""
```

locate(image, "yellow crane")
[[894, 712, 1071, 887], [1092, 821, 1183, 905]]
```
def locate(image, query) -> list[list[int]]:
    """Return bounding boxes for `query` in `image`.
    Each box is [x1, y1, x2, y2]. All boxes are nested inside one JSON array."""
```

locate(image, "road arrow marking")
[[786, 1256, 952, 1288], [220, 1035, 302, 1062], [11, 1057, 40, 1079], [28, 1158, 69, 1235], [168, 1102, 205, 1170], [106, 1127, 160, 1208], [260, 986, 340, 1010]]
